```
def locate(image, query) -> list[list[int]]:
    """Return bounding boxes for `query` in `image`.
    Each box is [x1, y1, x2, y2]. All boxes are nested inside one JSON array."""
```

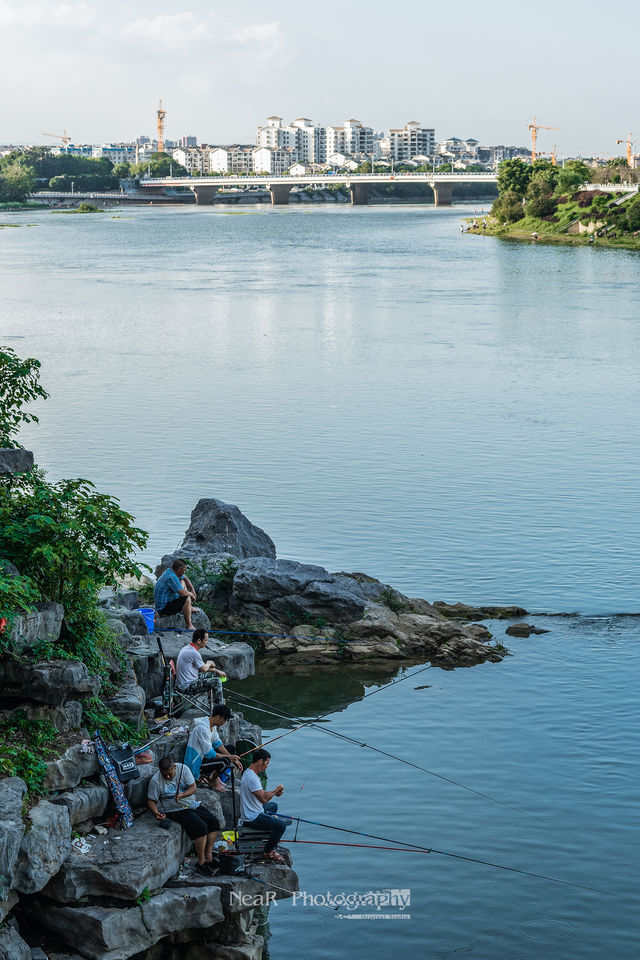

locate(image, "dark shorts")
[[166, 805, 219, 840], [158, 595, 187, 617]]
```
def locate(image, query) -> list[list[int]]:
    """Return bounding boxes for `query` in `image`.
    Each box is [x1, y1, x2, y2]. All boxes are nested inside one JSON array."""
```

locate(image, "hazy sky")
[[1, 0, 637, 156]]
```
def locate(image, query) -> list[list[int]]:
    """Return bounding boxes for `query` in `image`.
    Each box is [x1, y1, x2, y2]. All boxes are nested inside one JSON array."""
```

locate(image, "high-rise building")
[[178, 135, 198, 149], [389, 122, 435, 161]]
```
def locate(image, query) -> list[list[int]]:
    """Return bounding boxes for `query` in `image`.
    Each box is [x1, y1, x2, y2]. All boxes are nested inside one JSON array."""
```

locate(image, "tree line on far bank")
[[0, 148, 187, 203]]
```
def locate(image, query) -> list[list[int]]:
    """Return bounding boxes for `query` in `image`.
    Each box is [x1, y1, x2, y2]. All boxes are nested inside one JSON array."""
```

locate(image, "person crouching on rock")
[[147, 756, 220, 876], [240, 749, 289, 864], [184, 704, 243, 792], [154, 558, 197, 630], [175, 628, 227, 701]]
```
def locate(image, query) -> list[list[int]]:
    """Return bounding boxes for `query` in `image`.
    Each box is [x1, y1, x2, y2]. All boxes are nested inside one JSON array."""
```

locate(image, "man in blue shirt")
[[154, 558, 197, 630]]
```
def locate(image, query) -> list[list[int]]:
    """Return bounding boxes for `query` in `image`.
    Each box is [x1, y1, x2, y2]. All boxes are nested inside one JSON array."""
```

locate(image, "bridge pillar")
[[431, 183, 453, 207], [190, 184, 219, 205], [349, 183, 370, 205], [268, 183, 292, 205]]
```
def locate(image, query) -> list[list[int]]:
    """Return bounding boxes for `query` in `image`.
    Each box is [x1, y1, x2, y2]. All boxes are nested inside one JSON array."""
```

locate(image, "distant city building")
[[178, 135, 198, 149], [256, 116, 375, 163], [172, 147, 213, 174], [389, 122, 435, 161], [253, 146, 297, 175], [91, 144, 136, 164], [210, 145, 254, 174]]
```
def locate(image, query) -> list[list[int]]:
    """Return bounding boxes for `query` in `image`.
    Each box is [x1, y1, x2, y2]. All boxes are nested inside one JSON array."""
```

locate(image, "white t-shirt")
[[176, 643, 203, 691], [147, 763, 199, 813], [240, 768, 265, 822]]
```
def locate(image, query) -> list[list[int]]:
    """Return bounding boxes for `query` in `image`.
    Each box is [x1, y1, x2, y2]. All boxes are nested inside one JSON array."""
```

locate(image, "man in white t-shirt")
[[175, 629, 226, 699], [240, 748, 288, 863]]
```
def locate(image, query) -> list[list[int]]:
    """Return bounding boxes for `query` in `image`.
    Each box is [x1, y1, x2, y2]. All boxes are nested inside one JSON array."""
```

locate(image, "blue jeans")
[[246, 801, 287, 853]]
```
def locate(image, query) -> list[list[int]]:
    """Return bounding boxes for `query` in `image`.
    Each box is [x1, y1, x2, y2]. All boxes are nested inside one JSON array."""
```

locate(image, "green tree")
[[49, 175, 72, 191], [0, 347, 49, 447], [492, 189, 524, 223], [112, 162, 132, 178], [131, 153, 187, 178], [497, 158, 532, 198], [0, 162, 35, 202], [555, 160, 589, 195], [525, 178, 557, 218], [624, 196, 640, 231]]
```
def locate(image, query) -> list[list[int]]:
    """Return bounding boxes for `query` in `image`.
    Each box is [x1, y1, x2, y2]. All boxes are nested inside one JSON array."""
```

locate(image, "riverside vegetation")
[[477, 157, 640, 249]]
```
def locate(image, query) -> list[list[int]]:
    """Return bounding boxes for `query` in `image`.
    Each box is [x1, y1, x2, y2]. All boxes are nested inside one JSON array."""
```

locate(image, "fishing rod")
[[272, 814, 608, 896], [227, 684, 540, 821]]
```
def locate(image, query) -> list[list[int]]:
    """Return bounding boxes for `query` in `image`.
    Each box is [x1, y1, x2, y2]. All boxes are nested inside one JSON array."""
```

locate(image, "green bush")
[[0, 710, 58, 797], [0, 346, 49, 447], [492, 190, 524, 224]]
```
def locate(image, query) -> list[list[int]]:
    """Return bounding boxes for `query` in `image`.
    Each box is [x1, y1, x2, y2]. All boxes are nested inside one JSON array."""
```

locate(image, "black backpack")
[[109, 743, 140, 783]]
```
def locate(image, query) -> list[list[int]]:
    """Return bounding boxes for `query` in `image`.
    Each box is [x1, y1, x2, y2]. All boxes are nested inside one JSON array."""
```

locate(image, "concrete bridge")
[[139, 172, 497, 207]]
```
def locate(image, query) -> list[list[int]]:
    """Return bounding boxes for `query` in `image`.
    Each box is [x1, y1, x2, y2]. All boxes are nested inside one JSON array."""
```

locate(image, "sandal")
[[265, 850, 285, 864]]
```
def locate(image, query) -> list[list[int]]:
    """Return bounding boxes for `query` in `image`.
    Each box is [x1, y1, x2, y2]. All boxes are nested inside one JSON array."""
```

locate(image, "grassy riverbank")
[[468, 213, 640, 251]]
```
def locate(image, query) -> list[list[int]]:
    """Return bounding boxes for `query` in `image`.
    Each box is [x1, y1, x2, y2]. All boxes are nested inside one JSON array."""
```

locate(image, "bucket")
[[138, 607, 155, 633]]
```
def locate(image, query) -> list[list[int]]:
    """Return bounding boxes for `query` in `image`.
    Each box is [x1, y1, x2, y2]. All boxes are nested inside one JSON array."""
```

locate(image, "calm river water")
[[2, 203, 639, 957]]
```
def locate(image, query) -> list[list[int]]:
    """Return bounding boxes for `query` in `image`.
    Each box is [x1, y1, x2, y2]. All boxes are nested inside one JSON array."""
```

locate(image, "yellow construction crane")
[[538, 145, 558, 166], [527, 117, 561, 162], [43, 130, 71, 146], [156, 99, 167, 153], [616, 134, 633, 168]]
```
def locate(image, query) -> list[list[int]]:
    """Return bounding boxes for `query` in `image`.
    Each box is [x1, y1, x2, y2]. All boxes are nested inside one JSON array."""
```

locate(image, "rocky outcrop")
[[103, 668, 146, 729], [9, 600, 65, 652], [0, 925, 31, 960], [34, 886, 226, 960], [0, 448, 34, 475], [505, 622, 549, 637], [44, 743, 100, 792], [0, 659, 100, 706], [434, 601, 527, 621], [44, 814, 188, 903], [0, 778, 26, 895], [154, 608, 211, 633], [13, 799, 71, 894], [126, 634, 254, 700], [49, 784, 110, 826]]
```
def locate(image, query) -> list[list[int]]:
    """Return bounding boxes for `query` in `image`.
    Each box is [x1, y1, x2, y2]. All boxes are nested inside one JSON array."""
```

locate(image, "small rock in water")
[[505, 622, 549, 637]]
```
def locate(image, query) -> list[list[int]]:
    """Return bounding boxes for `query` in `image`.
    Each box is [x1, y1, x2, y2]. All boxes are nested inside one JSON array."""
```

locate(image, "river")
[[2, 202, 639, 957]]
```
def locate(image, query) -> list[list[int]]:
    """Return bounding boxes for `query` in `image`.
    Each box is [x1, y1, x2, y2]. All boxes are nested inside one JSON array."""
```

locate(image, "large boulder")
[[0, 449, 34, 475], [164, 498, 276, 567], [106, 608, 149, 637], [232, 559, 366, 625], [44, 813, 188, 903], [154, 607, 211, 633], [0, 659, 100, 706], [50, 783, 109, 826], [13, 798, 71, 894], [44, 742, 100, 792], [3, 701, 83, 736], [104, 669, 146, 729], [9, 601, 64, 652], [0, 778, 26, 895], [0, 925, 31, 960], [34, 885, 225, 960]]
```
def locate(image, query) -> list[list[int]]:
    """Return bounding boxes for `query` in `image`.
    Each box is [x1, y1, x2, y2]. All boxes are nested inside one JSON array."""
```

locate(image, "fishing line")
[[227, 684, 539, 821], [273, 815, 609, 896]]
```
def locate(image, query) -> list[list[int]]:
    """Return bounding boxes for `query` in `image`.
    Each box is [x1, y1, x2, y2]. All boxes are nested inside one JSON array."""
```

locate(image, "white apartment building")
[[210, 145, 254, 174], [257, 116, 375, 163], [172, 148, 214, 175], [253, 146, 297, 175], [389, 122, 435, 161]]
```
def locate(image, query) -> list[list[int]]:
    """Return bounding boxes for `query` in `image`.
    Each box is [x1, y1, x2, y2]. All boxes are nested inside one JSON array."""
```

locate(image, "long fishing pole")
[[227, 686, 539, 821], [273, 814, 608, 896]]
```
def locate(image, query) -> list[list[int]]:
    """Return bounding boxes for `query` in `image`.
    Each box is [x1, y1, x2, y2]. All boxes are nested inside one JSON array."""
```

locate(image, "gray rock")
[[233, 558, 329, 603], [49, 784, 110, 826], [104, 669, 146, 729], [9, 601, 64, 652], [44, 813, 188, 903], [44, 743, 100, 792], [0, 926, 31, 960], [115, 590, 139, 611], [166, 938, 264, 960], [0, 890, 19, 922], [0, 449, 34, 475], [34, 885, 224, 960], [0, 659, 99, 706], [179, 497, 276, 561], [153, 607, 211, 633], [3, 701, 83, 736], [270, 580, 365, 624], [107, 608, 148, 636], [505, 622, 532, 637], [106, 618, 131, 645], [434, 601, 527, 621], [0, 778, 26, 895], [13, 799, 71, 894], [0, 559, 20, 577], [30, 949, 49, 960]]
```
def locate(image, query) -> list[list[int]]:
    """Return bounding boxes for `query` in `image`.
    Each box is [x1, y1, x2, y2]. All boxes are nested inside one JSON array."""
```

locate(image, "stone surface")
[[104, 669, 146, 729], [105, 619, 131, 646], [0, 660, 100, 706], [49, 784, 110, 826], [43, 742, 100, 792], [434, 601, 527, 621], [0, 449, 34, 475], [0, 889, 19, 922], [126, 635, 254, 700], [0, 558, 20, 578], [179, 497, 276, 562], [153, 608, 211, 633], [0, 925, 31, 960], [106, 608, 148, 637], [233, 559, 366, 625], [44, 813, 188, 903], [2, 701, 83, 736], [0, 778, 26, 894], [115, 590, 139, 611], [505, 622, 532, 637], [34, 885, 224, 960], [9, 602, 65, 652], [13, 799, 71, 894]]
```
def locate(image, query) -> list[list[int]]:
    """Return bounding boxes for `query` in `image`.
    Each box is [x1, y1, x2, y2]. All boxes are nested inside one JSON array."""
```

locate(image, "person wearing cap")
[[184, 704, 243, 792], [175, 628, 226, 700]]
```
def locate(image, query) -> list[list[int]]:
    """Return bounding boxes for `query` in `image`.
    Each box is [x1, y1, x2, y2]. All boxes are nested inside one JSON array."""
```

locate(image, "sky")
[[0, 0, 637, 157]]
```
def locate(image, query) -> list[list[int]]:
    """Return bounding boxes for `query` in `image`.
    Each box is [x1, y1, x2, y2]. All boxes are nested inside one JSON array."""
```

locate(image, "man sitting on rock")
[[240, 748, 288, 864], [175, 629, 227, 700], [154, 558, 197, 630], [147, 756, 220, 876], [184, 704, 243, 792]]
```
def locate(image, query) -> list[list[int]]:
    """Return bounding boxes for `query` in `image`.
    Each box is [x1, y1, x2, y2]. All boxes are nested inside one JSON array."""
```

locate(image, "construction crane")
[[616, 134, 634, 168], [538, 145, 558, 166], [527, 117, 561, 162], [156, 99, 167, 153], [43, 130, 71, 146]]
